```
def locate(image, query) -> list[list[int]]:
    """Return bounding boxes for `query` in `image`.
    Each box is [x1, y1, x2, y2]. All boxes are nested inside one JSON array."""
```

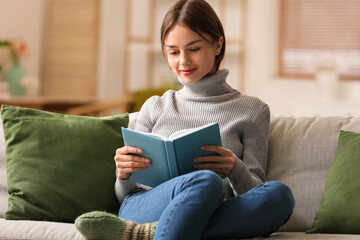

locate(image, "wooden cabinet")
[[0, 96, 93, 113]]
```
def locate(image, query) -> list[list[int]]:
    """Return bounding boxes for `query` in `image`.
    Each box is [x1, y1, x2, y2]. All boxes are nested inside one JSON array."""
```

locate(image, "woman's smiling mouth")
[[180, 68, 197, 75]]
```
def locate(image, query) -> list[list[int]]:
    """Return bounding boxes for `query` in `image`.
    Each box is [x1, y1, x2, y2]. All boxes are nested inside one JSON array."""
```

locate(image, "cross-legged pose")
[[76, 1, 295, 239]]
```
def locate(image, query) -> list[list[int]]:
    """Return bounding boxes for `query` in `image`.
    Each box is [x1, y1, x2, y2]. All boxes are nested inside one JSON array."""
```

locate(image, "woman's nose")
[[180, 52, 191, 67]]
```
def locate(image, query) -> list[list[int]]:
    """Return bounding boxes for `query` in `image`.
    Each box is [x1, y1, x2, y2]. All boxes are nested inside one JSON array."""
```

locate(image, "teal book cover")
[[121, 123, 222, 187]]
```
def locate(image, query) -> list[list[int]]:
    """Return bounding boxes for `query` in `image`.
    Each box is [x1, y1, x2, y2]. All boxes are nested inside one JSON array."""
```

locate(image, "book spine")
[[164, 141, 179, 178]]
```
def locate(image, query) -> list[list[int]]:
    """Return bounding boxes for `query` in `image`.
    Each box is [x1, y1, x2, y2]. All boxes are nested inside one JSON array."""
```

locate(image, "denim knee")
[[266, 181, 295, 226], [271, 181, 295, 211], [197, 170, 224, 188], [188, 170, 225, 200]]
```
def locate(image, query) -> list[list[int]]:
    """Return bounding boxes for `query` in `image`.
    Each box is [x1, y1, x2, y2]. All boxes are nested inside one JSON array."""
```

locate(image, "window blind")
[[41, 0, 100, 98], [279, 0, 360, 80]]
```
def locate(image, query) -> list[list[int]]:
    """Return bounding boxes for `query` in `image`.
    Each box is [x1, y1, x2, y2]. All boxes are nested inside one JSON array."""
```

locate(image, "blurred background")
[[0, 0, 359, 116]]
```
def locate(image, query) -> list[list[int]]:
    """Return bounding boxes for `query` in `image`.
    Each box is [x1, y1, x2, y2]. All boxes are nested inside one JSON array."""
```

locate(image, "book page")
[[138, 131, 166, 140], [168, 123, 217, 140]]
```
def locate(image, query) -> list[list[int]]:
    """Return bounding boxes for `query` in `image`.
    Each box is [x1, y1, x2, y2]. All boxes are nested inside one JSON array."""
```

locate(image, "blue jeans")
[[118, 170, 294, 240]]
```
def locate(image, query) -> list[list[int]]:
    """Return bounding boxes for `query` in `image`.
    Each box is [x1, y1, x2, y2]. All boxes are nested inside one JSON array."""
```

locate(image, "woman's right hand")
[[114, 146, 151, 180]]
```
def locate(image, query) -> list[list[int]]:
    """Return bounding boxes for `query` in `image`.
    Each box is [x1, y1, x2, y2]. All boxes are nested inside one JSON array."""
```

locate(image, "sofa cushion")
[[267, 115, 360, 232], [2, 218, 360, 240], [0, 114, 6, 218], [1, 105, 128, 223], [0, 218, 85, 240], [307, 130, 360, 234], [0, 112, 139, 219]]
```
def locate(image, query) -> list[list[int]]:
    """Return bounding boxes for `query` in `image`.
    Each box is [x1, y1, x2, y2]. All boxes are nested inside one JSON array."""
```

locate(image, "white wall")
[[97, 0, 126, 100], [0, 0, 127, 100], [2, 0, 360, 116], [0, 0, 44, 81], [244, 0, 360, 116]]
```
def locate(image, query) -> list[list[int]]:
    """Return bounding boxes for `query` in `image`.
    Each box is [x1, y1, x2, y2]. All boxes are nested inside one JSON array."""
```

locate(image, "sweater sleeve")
[[134, 96, 159, 133], [114, 97, 160, 204], [115, 178, 138, 203], [226, 104, 270, 195]]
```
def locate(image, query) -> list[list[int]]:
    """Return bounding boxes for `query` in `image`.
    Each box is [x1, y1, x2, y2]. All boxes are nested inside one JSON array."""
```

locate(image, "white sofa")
[[1, 112, 360, 239]]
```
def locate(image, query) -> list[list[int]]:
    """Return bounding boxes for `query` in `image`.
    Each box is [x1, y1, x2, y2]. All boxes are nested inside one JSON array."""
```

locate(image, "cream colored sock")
[[75, 211, 157, 240]]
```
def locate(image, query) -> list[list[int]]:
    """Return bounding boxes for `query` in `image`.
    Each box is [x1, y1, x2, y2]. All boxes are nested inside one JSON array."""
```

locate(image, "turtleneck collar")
[[177, 69, 233, 97]]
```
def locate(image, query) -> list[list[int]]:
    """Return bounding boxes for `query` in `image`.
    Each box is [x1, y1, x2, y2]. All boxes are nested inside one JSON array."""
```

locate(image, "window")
[[42, 0, 100, 98], [279, 0, 360, 80]]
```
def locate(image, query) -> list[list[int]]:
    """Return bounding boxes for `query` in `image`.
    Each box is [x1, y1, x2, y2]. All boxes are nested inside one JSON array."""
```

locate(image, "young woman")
[[76, 1, 295, 239]]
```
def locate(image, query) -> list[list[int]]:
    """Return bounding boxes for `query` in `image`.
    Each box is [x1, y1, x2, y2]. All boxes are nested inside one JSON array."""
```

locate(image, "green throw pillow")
[[307, 130, 360, 234], [1, 105, 128, 223]]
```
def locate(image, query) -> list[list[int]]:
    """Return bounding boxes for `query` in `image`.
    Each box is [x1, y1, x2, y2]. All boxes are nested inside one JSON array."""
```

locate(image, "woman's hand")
[[193, 146, 236, 175], [114, 146, 151, 180]]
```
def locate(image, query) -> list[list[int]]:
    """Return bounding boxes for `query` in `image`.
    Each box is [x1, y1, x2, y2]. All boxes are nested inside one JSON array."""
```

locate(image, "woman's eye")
[[169, 51, 178, 55], [190, 47, 200, 52]]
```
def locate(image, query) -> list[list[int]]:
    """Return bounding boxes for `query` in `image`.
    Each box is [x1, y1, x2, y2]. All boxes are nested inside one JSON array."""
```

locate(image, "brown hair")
[[161, 0, 226, 71]]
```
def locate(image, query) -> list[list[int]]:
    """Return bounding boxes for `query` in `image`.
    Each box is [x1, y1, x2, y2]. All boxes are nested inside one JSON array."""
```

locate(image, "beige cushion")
[[1, 219, 359, 240], [267, 115, 360, 232], [0, 218, 85, 240], [260, 232, 360, 239]]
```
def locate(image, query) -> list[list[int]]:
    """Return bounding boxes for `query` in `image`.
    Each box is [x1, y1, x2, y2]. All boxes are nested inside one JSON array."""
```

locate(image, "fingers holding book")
[[193, 145, 236, 176], [114, 146, 152, 180]]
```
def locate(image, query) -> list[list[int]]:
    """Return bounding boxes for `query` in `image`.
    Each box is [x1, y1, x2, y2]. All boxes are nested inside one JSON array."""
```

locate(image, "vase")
[[5, 62, 26, 96]]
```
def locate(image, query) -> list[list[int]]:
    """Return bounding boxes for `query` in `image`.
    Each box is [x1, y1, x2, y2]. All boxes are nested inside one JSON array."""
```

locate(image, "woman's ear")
[[216, 37, 224, 55]]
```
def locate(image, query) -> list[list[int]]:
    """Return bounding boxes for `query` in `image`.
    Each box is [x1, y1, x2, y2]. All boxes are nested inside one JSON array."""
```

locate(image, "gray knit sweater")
[[115, 69, 270, 202]]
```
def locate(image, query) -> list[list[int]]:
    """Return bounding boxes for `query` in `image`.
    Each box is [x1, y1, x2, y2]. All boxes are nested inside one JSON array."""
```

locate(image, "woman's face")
[[164, 24, 223, 84]]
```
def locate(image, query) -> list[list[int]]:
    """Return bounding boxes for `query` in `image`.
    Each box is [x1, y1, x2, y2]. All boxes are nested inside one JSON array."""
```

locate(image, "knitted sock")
[[75, 211, 157, 240]]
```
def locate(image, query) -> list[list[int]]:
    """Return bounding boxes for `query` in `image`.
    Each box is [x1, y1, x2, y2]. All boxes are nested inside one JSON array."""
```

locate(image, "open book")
[[121, 123, 222, 187]]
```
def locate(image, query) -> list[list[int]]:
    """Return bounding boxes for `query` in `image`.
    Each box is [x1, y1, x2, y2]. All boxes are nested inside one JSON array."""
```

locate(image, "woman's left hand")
[[193, 146, 236, 175]]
